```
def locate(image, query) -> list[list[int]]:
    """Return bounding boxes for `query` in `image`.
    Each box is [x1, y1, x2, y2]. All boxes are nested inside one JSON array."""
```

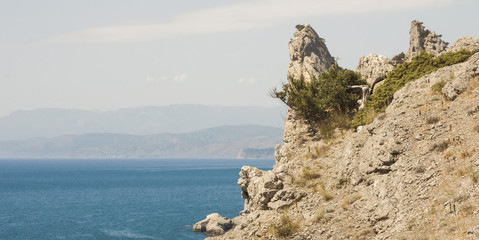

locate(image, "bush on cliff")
[[349, 49, 474, 128], [271, 65, 366, 127]]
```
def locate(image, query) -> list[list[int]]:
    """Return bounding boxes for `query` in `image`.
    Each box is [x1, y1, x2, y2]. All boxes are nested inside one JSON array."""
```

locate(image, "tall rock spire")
[[405, 20, 448, 60], [282, 24, 334, 145], [287, 24, 335, 83]]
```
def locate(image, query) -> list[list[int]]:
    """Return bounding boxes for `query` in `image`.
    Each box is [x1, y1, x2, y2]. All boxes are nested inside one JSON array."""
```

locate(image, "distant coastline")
[[0, 125, 283, 159]]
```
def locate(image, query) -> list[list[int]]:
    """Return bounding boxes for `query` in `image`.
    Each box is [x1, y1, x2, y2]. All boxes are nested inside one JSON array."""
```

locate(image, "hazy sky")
[[1, 0, 478, 117]]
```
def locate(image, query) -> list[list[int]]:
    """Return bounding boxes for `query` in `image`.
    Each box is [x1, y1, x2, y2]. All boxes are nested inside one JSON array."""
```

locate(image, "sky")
[[1, 0, 478, 117]]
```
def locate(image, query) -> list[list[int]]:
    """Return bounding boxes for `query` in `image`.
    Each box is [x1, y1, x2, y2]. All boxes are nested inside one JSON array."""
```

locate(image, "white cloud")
[[146, 74, 188, 83], [47, 0, 454, 43]]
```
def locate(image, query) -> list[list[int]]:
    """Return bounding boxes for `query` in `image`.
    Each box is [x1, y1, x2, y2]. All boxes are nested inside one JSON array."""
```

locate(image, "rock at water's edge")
[[192, 213, 235, 236]]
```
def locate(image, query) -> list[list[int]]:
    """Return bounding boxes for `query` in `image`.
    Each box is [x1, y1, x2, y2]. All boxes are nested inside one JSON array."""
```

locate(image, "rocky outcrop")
[[203, 21, 479, 240], [284, 24, 335, 146], [348, 85, 370, 109], [192, 213, 235, 236], [356, 53, 395, 93], [237, 166, 305, 212], [211, 52, 479, 240], [446, 36, 479, 53], [405, 20, 448, 60], [442, 53, 479, 100], [238, 166, 283, 212], [287, 24, 335, 82]]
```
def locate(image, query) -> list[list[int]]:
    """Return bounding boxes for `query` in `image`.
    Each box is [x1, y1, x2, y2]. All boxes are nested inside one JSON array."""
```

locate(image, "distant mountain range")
[[0, 105, 286, 141], [0, 125, 283, 159]]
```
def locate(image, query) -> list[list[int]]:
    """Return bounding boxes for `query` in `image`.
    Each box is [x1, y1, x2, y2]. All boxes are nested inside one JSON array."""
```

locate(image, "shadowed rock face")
[[405, 20, 448, 60]]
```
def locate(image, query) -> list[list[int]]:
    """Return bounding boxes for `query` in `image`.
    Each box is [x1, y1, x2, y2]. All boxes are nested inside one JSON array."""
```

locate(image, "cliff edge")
[[196, 21, 479, 240]]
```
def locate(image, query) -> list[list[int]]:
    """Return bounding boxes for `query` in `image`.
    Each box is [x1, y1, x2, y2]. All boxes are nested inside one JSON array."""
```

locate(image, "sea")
[[0, 158, 274, 240]]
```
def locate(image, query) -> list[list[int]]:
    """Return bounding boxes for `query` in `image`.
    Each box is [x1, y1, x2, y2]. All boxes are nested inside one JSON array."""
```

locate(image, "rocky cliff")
[[405, 20, 448, 60], [194, 21, 479, 240], [283, 24, 335, 146], [356, 53, 395, 93]]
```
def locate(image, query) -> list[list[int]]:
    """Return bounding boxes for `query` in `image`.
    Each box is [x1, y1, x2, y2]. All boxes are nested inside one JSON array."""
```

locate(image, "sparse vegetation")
[[319, 183, 334, 201], [434, 140, 450, 152], [295, 24, 305, 31], [353, 228, 376, 240], [464, 76, 479, 96], [301, 167, 321, 180], [341, 193, 361, 209], [306, 144, 329, 159], [431, 80, 446, 93], [313, 208, 326, 223], [460, 149, 473, 159], [294, 167, 321, 188], [443, 150, 455, 160], [268, 214, 300, 237], [426, 116, 440, 124], [336, 176, 350, 188], [271, 64, 367, 137], [350, 50, 474, 128]]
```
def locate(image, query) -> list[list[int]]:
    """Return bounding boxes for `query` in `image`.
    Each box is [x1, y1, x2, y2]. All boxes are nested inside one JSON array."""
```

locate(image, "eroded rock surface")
[[442, 53, 479, 100], [193, 213, 234, 236], [287, 24, 334, 82], [238, 166, 283, 212], [203, 21, 479, 240], [446, 36, 479, 53], [284, 24, 334, 146], [405, 20, 448, 60], [356, 53, 394, 92]]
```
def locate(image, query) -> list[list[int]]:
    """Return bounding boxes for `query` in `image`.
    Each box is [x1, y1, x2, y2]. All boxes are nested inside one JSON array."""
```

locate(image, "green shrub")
[[271, 65, 366, 126], [269, 214, 300, 237], [295, 24, 305, 31], [392, 52, 406, 65], [350, 50, 474, 128]]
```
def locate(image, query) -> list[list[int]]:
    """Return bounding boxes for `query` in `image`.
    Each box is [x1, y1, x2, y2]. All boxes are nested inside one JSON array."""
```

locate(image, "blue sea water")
[[0, 159, 274, 240]]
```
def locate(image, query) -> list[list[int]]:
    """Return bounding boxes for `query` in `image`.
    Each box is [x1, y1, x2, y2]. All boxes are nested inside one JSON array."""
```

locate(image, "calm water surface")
[[0, 159, 274, 240]]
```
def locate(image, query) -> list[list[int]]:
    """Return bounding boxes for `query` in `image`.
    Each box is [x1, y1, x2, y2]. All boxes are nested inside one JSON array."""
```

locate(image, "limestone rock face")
[[442, 52, 479, 100], [284, 24, 334, 145], [287, 24, 335, 82], [406, 20, 448, 60], [192, 213, 234, 236], [348, 85, 370, 109], [446, 36, 479, 53], [206, 22, 479, 240], [238, 166, 283, 212], [356, 53, 395, 92]]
